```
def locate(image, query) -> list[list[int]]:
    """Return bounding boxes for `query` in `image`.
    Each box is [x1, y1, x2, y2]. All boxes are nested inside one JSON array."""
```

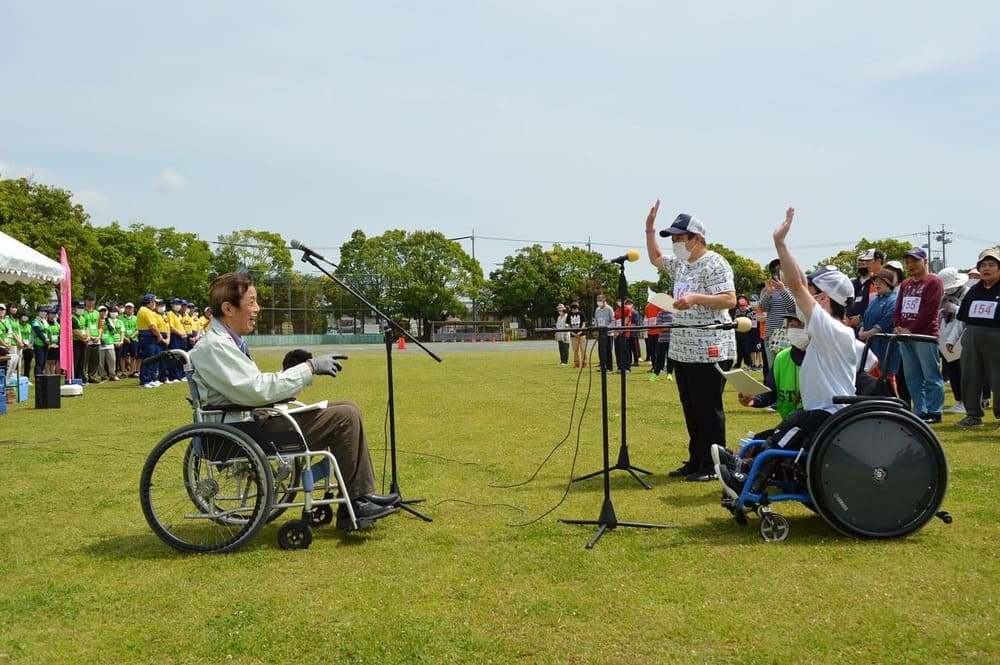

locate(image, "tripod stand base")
[[390, 483, 433, 522], [573, 443, 655, 489], [559, 499, 675, 548], [572, 464, 653, 490]]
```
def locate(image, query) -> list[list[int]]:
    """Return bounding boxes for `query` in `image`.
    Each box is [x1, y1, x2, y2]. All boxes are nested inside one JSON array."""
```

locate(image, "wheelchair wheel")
[[140, 423, 274, 554], [277, 520, 313, 550], [807, 408, 947, 539]]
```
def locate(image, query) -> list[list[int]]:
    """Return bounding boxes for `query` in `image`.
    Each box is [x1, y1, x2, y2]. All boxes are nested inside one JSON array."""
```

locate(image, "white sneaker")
[[142, 383, 156, 389], [944, 403, 966, 414], [148, 381, 162, 387]]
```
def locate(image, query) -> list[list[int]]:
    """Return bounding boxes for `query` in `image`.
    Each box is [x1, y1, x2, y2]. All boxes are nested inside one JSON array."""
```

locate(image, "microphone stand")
[[554, 324, 675, 548], [295, 251, 439, 522], [572, 261, 654, 489]]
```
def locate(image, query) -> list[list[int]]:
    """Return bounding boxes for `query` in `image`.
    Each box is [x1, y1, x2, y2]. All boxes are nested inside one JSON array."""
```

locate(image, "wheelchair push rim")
[[140, 422, 274, 554], [807, 408, 947, 540]]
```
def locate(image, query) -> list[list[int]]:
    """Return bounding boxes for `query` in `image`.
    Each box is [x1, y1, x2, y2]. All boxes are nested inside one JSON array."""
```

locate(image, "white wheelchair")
[[138, 349, 359, 553]]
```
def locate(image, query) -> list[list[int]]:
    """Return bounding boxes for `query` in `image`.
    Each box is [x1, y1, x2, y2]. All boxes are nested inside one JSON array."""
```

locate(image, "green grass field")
[[1, 344, 997, 664]]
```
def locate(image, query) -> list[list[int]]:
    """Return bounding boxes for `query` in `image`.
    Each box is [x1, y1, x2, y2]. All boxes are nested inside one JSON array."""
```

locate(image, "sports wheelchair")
[[720, 333, 952, 542], [138, 349, 359, 553]]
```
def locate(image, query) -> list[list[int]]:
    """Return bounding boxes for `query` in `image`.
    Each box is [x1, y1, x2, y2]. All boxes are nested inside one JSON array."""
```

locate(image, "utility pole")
[[935, 224, 952, 268]]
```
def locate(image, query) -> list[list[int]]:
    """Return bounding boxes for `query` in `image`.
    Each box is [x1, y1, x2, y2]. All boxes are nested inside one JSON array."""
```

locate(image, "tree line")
[[1, 177, 917, 337]]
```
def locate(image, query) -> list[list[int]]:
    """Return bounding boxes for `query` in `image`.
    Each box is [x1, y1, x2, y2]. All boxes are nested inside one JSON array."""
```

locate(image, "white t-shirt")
[[659, 251, 737, 363], [854, 339, 878, 373], [800, 306, 857, 413]]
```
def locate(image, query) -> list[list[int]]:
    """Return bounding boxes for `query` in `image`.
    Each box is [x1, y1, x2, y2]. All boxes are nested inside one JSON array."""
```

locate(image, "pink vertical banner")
[[59, 247, 74, 381]]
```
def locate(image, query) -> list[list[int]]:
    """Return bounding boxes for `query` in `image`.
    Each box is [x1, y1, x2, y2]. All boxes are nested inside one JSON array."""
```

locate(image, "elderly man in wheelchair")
[[710, 208, 949, 542], [139, 272, 398, 553]]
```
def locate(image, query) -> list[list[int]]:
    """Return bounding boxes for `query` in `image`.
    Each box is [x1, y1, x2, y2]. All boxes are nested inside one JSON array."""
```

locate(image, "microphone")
[[706, 316, 753, 332], [289, 239, 337, 266], [608, 249, 640, 264]]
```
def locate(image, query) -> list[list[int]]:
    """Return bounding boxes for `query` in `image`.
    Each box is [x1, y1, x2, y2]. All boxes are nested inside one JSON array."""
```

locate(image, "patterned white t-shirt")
[[658, 251, 737, 363]]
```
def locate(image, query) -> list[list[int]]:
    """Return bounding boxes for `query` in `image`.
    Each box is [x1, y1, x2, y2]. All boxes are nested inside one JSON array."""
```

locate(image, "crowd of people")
[[0, 294, 214, 389], [546, 202, 998, 487]]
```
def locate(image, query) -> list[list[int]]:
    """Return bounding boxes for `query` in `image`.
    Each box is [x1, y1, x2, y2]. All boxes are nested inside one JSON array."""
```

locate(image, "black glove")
[[311, 354, 347, 377]]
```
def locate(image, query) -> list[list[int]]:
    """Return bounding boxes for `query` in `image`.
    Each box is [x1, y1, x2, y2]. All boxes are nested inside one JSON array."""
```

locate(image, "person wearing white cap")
[[937, 268, 970, 414], [955, 247, 1000, 427], [847, 248, 885, 331], [717, 207, 859, 501], [894, 248, 945, 423], [554, 303, 570, 366], [119, 303, 138, 377], [645, 200, 737, 482]]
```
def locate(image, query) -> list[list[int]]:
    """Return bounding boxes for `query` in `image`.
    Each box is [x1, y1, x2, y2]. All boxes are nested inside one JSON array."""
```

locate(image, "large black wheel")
[[140, 423, 273, 554], [807, 407, 947, 539]]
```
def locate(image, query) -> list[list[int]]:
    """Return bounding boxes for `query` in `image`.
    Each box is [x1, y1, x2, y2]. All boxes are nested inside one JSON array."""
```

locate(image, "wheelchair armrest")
[[201, 398, 296, 413]]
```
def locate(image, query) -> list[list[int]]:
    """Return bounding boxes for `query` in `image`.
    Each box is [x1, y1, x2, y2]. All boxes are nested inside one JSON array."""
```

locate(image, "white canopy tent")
[[0, 230, 63, 284]]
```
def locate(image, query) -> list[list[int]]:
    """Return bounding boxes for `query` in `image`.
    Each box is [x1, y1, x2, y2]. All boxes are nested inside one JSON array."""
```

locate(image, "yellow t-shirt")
[[137, 306, 162, 334], [166, 310, 185, 335]]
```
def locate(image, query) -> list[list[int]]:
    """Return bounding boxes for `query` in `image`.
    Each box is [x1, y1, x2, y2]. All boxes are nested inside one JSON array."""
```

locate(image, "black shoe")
[[921, 413, 942, 424], [336, 499, 395, 530], [362, 492, 401, 507], [717, 465, 747, 500], [667, 462, 696, 478], [685, 468, 717, 482]]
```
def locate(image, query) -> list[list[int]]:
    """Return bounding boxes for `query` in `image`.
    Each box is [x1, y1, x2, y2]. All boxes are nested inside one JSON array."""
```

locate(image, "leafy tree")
[[212, 229, 294, 279], [708, 243, 768, 298], [0, 177, 99, 303], [815, 237, 919, 276], [336, 229, 483, 338]]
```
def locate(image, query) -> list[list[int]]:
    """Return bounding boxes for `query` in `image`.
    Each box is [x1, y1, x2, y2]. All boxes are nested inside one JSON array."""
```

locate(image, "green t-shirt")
[[772, 347, 803, 420], [121, 314, 139, 341]]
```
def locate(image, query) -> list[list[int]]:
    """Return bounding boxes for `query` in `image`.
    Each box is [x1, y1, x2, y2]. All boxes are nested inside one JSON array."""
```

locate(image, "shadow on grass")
[[84, 522, 383, 560]]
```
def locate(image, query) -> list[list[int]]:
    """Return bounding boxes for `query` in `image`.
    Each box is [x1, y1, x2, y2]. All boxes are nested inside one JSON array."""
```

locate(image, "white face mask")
[[172, 304, 181, 312], [109, 312, 118, 319], [75, 308, 84, 316], [672, 239, 692, 263], [156, 306, 166, 314], [787, 328, 810, 350]]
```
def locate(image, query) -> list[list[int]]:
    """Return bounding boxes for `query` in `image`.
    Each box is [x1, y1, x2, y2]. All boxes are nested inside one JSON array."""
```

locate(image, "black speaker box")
[[35, 374, 61, 409]]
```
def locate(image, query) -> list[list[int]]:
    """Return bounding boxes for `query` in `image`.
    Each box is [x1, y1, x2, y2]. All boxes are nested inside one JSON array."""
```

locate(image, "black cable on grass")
[[429, 498, 526, 518], [506, 340, 600, 527], [490, 339, 596, 489], [370, 340, 602, 526]]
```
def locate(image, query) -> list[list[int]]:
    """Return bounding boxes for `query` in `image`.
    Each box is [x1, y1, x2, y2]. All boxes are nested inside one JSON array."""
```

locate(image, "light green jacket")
[[189, 318, 313, 412]]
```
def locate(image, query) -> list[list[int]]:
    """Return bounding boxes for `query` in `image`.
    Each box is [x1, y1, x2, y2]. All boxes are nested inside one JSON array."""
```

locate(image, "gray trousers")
[[960, 326, 1000, 419], [285, 400, 378, 498]]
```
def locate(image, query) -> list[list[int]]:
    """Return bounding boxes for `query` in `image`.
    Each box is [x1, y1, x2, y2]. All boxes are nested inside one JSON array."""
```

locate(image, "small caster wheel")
[[733, 510, 748, 526], [936, 511, 953, 524], [310, 504, 334, 526], [278, 520, 313, 550], [758, 513, 790, 542]]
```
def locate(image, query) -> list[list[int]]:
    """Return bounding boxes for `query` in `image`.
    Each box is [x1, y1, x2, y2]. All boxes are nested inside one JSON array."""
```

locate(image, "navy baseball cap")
[[143, 293, 156, 303], [904, 247, 928, 261], [659, 213, 707, 238]]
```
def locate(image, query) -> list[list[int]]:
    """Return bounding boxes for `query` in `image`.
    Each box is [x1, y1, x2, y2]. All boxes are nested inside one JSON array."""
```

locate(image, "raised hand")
[[645, 199, 660, 231], [773, 206, 795, 244]]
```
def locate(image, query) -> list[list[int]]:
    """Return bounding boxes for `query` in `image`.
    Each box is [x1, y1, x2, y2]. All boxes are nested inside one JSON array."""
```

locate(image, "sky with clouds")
[[3, 1, 998, 285]]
